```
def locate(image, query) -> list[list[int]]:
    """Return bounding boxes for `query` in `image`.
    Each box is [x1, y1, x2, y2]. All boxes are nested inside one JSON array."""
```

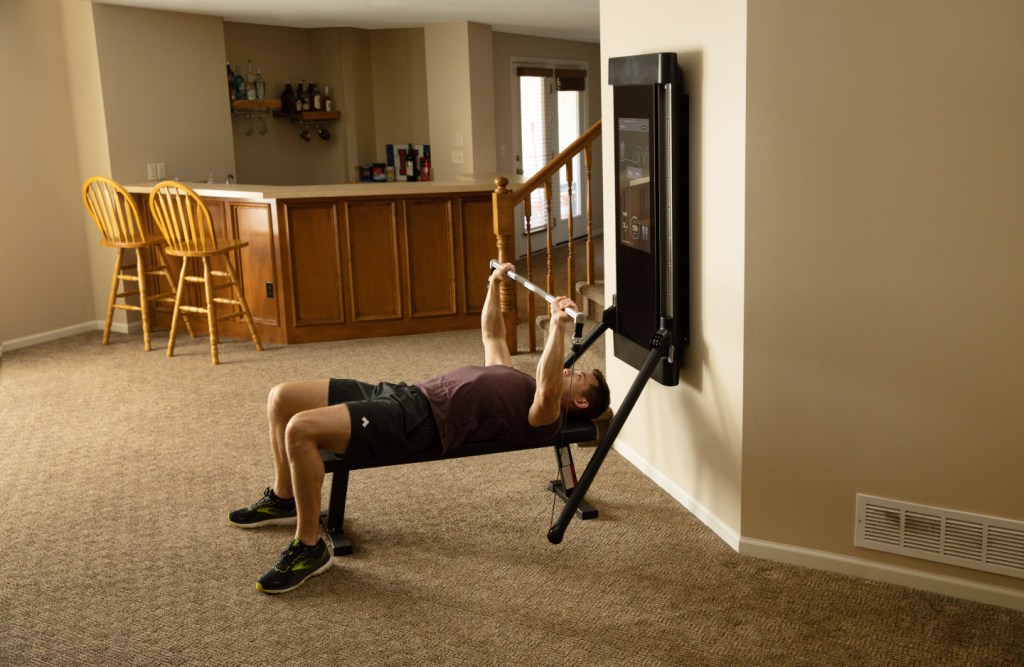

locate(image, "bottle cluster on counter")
[[226, 60, 266, 101], [280, 80, 334, 114], [360, 144, 432, 182]]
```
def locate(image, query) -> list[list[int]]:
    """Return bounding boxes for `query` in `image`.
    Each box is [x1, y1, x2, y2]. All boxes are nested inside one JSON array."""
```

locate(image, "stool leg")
[[135, 248, 152, 352], [102, 248, 123, 345], [203, 256, 219, 365], [156, 246, 196, 339], [167, 257, 189, 358], [222, 255, 263, 352]]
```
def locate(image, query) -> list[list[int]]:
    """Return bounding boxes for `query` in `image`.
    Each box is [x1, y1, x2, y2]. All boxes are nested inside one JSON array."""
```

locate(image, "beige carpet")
[[1, 328, 1022, 666]]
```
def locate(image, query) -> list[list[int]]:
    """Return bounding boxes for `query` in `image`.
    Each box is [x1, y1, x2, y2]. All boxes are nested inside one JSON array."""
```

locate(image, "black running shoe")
[[228, 487, 297, 528], [257, 539, 332, 594]]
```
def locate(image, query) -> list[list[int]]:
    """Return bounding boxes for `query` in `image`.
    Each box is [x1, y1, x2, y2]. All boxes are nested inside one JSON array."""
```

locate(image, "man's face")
[[562, 368, 596, 410]]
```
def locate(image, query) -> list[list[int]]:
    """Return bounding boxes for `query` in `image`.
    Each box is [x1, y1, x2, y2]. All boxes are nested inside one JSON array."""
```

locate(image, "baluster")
[[584, 144, 594, 285], [544, 177, 553, 298], [565, 160, 575, 301], [524, 196, 536, 353]]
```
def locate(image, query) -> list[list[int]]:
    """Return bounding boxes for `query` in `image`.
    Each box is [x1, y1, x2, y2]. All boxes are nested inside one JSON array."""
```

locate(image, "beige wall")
[[599, 0, 749, 539], [424, 22, 495, 180], [0, 0, 95, 344], [60, 0, 116, 325], [371, 29, 430, 162], [92, 4, 234, 185], [743, 0, 1024, 593], [466, 22, 497, 176]]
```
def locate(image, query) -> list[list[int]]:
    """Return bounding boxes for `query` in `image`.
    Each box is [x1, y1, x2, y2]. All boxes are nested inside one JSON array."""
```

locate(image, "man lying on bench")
[[228, 261, 610, 595]]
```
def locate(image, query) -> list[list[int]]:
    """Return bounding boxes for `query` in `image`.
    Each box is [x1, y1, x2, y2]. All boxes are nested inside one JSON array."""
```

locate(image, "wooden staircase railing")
[[492, 119, 602, 354]]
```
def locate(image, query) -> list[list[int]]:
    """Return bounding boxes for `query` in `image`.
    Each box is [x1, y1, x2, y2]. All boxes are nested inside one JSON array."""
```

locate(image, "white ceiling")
[[91, 0, 600, 43]]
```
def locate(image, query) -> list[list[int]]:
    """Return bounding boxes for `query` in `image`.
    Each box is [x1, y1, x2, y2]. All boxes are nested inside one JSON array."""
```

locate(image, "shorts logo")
[[361, 416, 370, 428]]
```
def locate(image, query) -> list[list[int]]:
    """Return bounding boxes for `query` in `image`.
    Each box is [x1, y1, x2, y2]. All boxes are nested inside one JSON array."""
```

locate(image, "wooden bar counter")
[[127, 179, 498, 345]]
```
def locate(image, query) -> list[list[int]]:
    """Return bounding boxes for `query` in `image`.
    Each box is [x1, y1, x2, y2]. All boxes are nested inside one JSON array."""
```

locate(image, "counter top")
[[125, 176, 508, 200]]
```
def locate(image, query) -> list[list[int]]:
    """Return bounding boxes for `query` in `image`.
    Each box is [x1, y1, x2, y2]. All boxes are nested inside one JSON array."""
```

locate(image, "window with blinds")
[[516, 65, 587, 233]]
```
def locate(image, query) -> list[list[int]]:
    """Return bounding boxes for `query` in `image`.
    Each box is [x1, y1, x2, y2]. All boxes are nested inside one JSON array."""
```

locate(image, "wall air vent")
[[855, 494, 1024, 580]]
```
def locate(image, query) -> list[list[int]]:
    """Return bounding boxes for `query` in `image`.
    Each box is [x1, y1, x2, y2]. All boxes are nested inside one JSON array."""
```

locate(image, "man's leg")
[[266, 379, 331, 500], [229, 380, 332, 529], [253, 384, 353, 595], [282, 402, 353, 545]]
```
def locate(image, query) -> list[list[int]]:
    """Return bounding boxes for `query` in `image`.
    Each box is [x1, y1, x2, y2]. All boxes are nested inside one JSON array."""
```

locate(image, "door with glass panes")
[[514, 62, 588, 249]]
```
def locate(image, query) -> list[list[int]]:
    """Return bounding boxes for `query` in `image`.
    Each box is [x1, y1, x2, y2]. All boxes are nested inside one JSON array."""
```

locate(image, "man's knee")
[[268, 382, 309, 424], [267, 382, 289, 420], [283, 412, 320, 456]]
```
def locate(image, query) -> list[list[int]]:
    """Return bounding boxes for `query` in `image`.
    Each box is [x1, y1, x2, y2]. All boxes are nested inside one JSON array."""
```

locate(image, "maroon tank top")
[[415, 365, 563, 454]]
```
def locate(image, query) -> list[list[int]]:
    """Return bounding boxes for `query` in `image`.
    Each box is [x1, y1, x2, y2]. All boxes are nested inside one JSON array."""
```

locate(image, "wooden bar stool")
[[82, 176, 195, 351], [148, 180, 263, 365]]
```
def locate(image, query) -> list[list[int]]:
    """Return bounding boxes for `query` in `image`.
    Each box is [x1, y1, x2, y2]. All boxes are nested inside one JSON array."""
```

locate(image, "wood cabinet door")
[[344, 200, 402, 322], [284, 201, 345, 326], [403, 198, 456, 318]]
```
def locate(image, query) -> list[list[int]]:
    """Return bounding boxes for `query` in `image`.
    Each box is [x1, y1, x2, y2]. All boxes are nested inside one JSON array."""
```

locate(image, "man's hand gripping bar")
[[489, 259, 585, 326]]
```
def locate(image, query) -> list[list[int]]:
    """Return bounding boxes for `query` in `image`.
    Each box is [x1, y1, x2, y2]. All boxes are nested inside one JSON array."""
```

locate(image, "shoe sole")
[[228, 515, 298, 528], [256, 557, 333, 595]]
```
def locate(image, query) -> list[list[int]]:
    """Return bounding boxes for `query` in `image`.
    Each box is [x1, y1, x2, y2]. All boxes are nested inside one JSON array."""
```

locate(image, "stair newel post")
[[492, 177, 518, 354]]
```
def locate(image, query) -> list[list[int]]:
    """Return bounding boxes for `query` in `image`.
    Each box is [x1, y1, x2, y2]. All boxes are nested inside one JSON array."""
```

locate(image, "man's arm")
[[481, 262, 514, 367], [528, 295, 576, 427]]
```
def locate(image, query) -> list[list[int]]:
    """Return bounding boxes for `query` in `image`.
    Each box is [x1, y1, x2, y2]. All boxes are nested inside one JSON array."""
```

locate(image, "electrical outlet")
[[265, 282, 274, 298], [451, 150, 464, 165], [147, 163, 158, 180], [157, 163, 166, 178]]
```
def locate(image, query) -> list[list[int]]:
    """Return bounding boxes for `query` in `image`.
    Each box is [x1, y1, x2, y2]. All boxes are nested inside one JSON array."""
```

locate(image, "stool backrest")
[[148, 180, 219, 253], [82, 176, 149, 246]]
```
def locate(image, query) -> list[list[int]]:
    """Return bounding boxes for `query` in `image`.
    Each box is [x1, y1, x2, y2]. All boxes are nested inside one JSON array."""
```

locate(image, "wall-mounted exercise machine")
[[611, 52, 689, 385], [545, 52, 689, 544]]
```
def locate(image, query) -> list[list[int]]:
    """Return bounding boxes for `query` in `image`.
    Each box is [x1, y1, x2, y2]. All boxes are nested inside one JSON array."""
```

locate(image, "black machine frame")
[[550, 52, 689, 543]]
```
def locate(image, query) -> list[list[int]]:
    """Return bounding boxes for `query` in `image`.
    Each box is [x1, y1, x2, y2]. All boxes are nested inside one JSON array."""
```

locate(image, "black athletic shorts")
[[327, 379, 440, 460]]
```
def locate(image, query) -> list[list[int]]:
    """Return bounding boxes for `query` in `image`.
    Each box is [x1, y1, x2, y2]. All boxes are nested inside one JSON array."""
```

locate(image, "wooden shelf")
[[231, 99, 281, 111], [273, 110, 341, 122]]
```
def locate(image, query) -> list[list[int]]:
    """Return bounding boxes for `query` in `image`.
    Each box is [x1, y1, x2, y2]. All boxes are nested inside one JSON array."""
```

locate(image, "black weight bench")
[[318, 417, 599, 555]]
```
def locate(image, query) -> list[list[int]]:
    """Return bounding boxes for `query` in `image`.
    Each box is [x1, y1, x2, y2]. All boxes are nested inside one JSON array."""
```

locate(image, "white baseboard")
[[740, 537, 1024, 611], [612, 438, 1024, 611], [613, 438, 741, 551], [4, 320, 114, 352]]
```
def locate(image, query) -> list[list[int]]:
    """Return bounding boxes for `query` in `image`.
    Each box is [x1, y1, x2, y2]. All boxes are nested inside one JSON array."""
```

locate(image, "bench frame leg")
[[320, 468, 354, 556], [320, 450, 600, 556]]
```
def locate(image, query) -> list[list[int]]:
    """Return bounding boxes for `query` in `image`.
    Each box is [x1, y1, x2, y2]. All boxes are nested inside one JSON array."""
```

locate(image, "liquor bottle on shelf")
[[309, 82, 321, 111], [226, 62, 235, 100], [233, 66, 245, 100], [280, 82, 295, 114], [245, 60, 256, 100], [405, 144, 417, 181], [295, 81, 306, 113], [323, 85, 334, 112], [255, 68, 266, 100]]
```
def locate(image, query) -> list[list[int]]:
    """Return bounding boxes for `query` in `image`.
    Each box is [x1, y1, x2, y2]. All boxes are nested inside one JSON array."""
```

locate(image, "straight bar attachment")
[[490, 259, 585, 325]]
